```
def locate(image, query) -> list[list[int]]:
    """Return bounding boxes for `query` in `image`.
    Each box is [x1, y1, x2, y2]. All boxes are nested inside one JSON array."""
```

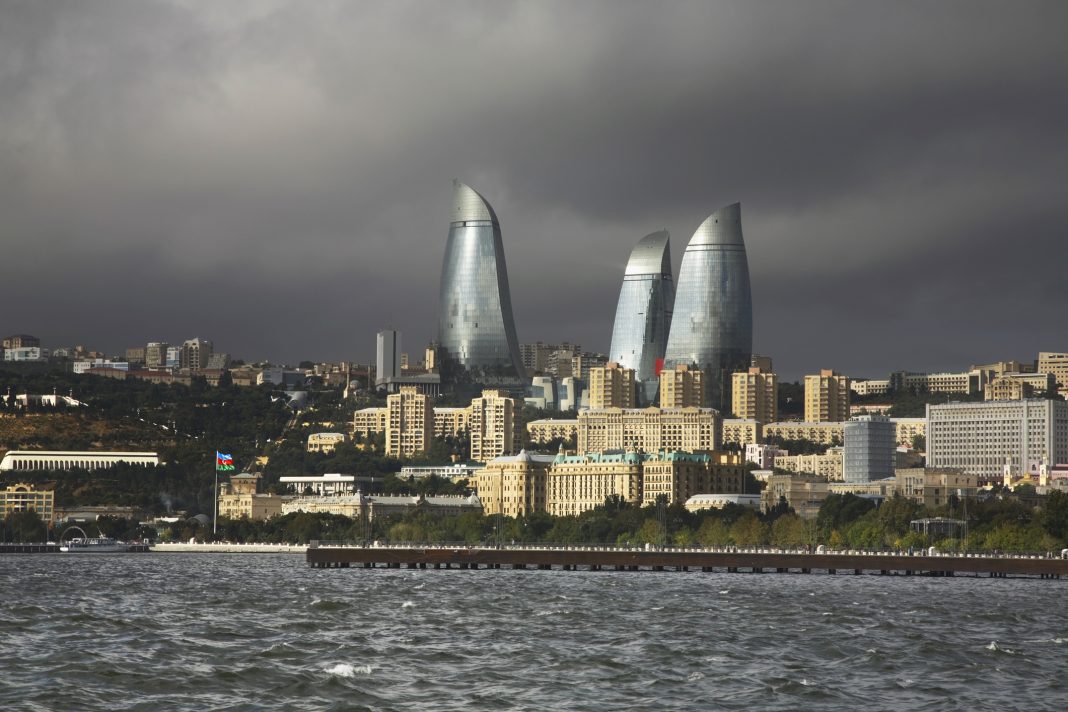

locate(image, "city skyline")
[[1, 2, 1067, 380]]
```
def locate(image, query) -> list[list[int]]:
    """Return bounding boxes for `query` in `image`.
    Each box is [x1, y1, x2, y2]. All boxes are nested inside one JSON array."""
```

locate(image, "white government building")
[[0, 451, 160, 472]]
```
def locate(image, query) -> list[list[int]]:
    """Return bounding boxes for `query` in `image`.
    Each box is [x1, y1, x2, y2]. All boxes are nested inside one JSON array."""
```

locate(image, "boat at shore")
[[59, 537, 130, 553]]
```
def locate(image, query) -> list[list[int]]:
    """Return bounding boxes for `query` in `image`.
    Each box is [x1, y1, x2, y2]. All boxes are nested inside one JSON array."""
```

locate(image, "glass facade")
[[437, 180, 525, 379], [608, 231, 674, 403], [664, 203, 752, 412], [844, 415, 897, 483]]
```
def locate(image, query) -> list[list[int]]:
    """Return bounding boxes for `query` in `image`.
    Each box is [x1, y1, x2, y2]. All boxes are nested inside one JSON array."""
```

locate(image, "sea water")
[[1, 554, 1065, 710]]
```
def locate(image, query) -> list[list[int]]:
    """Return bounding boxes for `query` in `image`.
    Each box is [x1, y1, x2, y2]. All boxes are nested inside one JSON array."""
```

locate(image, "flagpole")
[[213, 450, 219, 537]]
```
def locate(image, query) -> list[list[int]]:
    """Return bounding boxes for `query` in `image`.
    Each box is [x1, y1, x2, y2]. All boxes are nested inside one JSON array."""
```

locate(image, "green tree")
[[729, 513, 766, 546]]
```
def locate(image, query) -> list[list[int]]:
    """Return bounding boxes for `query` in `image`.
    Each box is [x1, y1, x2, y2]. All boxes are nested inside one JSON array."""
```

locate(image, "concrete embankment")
[[151, 542, 307, 553]]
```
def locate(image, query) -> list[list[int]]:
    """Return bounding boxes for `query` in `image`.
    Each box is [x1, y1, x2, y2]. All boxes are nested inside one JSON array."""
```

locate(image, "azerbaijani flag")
[[216, 452, 235, 471]]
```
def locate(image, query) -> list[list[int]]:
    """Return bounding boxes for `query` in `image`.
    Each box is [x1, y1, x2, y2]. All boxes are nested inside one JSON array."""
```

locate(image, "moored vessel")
[[59, 537, 129, 553]]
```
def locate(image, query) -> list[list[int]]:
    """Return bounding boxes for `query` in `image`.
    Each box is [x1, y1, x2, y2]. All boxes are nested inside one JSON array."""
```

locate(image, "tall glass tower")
[[608, 231, 674, 404], [436, 180, 525, 380], [664, 203, 753, 412]]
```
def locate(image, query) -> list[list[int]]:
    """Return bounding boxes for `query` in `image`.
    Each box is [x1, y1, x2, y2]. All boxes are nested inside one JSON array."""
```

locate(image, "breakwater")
[[307, 544, 1068, 579], [151, 542, 307, 553]]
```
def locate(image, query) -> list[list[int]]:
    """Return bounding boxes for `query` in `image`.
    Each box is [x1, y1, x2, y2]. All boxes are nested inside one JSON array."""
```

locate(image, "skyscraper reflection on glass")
[[664, 203, 753, 412], [608, 231, 674, 404], [436, 180, 525, 380]]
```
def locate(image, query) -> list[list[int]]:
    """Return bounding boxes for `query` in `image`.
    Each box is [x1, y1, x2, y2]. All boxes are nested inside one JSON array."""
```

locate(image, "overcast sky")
[[1, 0, 1066, 379]]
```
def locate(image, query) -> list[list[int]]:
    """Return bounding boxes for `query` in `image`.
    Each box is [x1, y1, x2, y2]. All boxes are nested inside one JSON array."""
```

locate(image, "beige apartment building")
[[804, 370, 850, 422], [774, 448, 844, 481], [386, 387, 433, 458], [470, 390, 518, 462], [985, 376, 1032, 401], [895, 468, 978, 508], [306, 432, 346, 453], [892, 418, 926, 449], [588, 362, 636, 409], [1037, 352, 1068, 393], [660, 364, 704, 408], [722, 418, 763, 446], [527, 418, 579, 445], [577, 407, 720, 454], [761, 473, 829, 520], [353, 407, 388, 437], [433, 407, 470, 438], [472, 451, 554, 517], [731, 367, 777, 421], [547, 451, 644, 516], [850, 379, 891, 397], [641, 450, 745, 506], [765, 421, 845, 446], [985, 372, 1055, 400], [0, 483, 55, 523], [217, 473, 282, 520]]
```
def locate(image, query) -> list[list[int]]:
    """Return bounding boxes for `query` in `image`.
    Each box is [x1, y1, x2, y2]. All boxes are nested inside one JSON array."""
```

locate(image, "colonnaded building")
[[0, 451, 160, 472], [607, 230, 674, 405], [663, 203, 753, 413], [436, 180, 525, 380]]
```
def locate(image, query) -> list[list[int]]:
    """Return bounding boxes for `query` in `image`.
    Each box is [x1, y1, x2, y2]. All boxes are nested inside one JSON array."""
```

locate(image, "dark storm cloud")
[[1, 0, 1066, 378]]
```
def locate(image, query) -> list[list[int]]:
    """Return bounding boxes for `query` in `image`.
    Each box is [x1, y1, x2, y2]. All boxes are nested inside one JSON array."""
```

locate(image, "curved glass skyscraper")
[[437, 180, 525, 380], [664, 203, 752, 412], [608, 231, 674, 403]]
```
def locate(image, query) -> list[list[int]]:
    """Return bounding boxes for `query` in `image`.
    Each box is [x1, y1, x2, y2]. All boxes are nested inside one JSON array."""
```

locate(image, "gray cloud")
[[1, 0, 1066, 379]]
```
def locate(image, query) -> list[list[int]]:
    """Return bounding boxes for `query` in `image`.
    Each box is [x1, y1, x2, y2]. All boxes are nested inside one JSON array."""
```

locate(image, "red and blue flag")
[[216, 452, 235, 471]]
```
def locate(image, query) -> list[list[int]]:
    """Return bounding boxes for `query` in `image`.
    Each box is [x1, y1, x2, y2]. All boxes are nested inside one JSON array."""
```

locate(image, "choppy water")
[[1, 554, 1066, 711]]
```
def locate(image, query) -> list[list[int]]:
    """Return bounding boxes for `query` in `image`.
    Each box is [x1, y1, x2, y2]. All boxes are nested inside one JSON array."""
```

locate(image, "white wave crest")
[[986, 641, 1019, 655], [688, 671, 705, 681], [401, 601, 415, 609], [325, 663, 372, 677]]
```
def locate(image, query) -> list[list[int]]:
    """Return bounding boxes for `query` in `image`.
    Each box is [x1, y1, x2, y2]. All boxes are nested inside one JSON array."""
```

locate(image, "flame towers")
[[436, 180, 525, 380], [664, 203, 753, 412], [608, 231, 674, 403]]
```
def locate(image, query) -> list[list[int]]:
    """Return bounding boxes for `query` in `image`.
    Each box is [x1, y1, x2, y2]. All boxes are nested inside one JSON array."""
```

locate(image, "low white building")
[[4, 347, 49, 362], [73, 359, 130, 374], [684, 494, 761, 512], [279, 474, 355, 495]]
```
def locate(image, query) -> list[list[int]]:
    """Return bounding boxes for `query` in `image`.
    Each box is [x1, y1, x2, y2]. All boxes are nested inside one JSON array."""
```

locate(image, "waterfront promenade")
[[307, 543, 1068, 579]]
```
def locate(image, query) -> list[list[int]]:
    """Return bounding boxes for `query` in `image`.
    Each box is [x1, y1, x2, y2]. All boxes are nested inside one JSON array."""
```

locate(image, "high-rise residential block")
[[588, 362, 635, 409], [437, 180, 524, 379], [376, 329, 400, 387], [179, 338, 213, 372], [843, 414, 896, 484], [385, 386, 433, 458], [664, 203, 753, 413], [469, 389, 517, 462], [731, 367, 777, 421], [1037, 352, 1068, 394], [608, 231, 674, 403], [804, 369, 850, 422], [145, 342, 169, 369], [659, 364, 705, 408]]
